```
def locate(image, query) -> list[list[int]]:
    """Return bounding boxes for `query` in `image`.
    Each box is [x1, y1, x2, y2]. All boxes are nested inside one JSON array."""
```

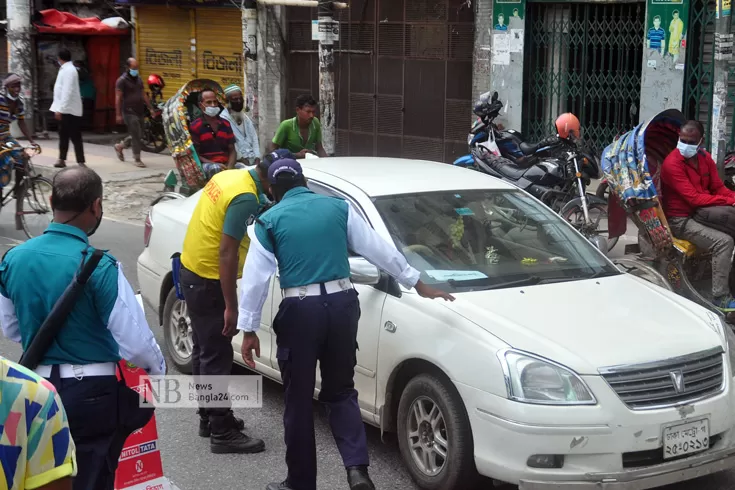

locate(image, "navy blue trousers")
[[273, 287, 369, 490], [47, 365, 120, 490]]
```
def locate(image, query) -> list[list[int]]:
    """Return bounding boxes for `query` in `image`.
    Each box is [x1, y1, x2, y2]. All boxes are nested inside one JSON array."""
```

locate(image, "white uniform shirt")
[[49, 62, 83, 117]]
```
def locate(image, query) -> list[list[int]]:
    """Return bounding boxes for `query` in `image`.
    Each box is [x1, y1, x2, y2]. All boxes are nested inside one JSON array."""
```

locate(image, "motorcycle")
[[141, 74, 167, 154], [453, 92, 608, 250]]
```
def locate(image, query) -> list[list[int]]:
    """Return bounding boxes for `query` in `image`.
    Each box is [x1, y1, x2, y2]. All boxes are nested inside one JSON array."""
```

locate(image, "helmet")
[[473, 91, 503, 119], [555, 113, 581, 139], [147, 74, 165, 90]]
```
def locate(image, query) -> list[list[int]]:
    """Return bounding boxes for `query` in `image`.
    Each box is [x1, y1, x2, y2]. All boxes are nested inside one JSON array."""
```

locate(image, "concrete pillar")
[[638, 0, 689, 122], [243, 0, 259, 135], [471, 0, 492, 108], [7, 0, 34, 135], [488, 0, 525, 131], [257, 3, 286, 153], [317, 0, 336, 156], [710, 8, 733, 172]]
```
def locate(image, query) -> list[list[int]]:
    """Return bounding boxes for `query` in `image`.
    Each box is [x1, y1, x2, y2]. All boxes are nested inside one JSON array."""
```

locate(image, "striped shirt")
[[648, 27, 665, 49], [190, 116, 235, 164], [0, 93, 25, 135]]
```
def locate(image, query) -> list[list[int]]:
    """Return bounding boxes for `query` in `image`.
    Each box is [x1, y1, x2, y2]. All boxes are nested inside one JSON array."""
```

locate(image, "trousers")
[[46, 365, 120, 490], [273, 287, 369, 490], [180, 265, 234, 417], [669, 215, 735, 298], [120, 113, 143, 159], [58, 114, 85, 164]]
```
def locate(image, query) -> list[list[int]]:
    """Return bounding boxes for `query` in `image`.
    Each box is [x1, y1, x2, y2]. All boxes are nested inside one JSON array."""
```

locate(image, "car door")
[[268, 180, 386, 417], [232, 276, 276, 371]]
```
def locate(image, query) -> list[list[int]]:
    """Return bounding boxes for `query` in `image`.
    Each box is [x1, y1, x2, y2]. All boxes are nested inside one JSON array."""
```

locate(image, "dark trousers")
[[180, 265, 233, 417], [120, 113, 143, 159], [274, 287, 369, 490], [47, 366, 120, 490], [58, 113, 85, 163]]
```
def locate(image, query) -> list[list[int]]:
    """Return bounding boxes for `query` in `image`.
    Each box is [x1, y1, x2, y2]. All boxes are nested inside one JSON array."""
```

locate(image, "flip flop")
[[134, 160, 146, 168], [114, 144, 124, 162]]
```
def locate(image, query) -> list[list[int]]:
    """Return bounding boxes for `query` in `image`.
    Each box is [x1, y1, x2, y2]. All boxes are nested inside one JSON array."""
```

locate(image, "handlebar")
[[0, 144, 42, 158]]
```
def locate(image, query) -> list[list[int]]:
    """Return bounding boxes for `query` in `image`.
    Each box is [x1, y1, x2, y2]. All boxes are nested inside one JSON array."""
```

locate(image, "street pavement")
[[0, 190, 733, 489]]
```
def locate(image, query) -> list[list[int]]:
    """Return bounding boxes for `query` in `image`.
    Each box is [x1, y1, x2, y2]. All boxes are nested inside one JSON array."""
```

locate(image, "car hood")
[[440, 274, 724, 375]]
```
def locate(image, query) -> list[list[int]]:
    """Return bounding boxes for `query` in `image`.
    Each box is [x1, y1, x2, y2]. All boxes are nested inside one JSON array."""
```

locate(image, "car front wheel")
[[162, 287, 193, 374], [397, 373, 480, 490]]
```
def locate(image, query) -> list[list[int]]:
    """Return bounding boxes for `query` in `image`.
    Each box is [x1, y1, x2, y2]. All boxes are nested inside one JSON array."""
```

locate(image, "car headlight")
[[497, 349, 597, 405], [725, 322, 735, 378]]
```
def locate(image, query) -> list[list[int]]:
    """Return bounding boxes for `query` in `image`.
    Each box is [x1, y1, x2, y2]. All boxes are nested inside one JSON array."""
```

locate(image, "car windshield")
[[373, 189, 619, 291]]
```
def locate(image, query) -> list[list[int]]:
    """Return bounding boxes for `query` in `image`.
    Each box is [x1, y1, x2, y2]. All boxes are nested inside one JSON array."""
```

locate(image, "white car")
[[137, 157, 735, 490]]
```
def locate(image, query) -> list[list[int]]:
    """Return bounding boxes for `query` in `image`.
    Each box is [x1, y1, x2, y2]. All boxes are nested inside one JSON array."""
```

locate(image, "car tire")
[[162, 287, 193, 374], [397, 373, 480, 490]]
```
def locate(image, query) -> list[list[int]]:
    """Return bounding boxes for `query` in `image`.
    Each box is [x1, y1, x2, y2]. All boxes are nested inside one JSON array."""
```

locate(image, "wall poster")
[[645, 0, 689, 68]]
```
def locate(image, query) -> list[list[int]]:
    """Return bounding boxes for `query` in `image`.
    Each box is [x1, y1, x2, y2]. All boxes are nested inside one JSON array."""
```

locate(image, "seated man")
[[220, 84, 261, 166], [190, 88, 245, 179], [271, 94, 328, 159], [661, 119, 735, 311]]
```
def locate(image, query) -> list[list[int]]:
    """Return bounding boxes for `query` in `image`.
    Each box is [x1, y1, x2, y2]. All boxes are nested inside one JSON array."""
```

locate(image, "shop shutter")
[[137, 6, 194, 101], [195, 8, 245, 91]]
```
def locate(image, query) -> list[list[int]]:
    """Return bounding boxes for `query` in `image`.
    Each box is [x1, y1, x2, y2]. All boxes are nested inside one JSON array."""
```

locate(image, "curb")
[[33, 164, 166, 184]]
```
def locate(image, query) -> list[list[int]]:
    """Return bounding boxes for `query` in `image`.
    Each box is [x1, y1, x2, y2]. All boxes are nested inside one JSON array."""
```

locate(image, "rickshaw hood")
[[440, 273, 725, 375]]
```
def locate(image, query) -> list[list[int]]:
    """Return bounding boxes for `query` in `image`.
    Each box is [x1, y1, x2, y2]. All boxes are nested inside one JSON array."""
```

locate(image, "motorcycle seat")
[[520, 141, 543, 155], [496, 161, 527, 180]]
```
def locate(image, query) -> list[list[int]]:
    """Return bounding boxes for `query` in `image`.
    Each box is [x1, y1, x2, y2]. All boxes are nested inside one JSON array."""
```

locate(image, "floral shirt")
[[0, 356, 76, 489]]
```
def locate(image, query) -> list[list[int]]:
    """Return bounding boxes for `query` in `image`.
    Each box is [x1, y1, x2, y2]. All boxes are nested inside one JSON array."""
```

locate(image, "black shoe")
[[199, 409, 245, 437], [54, 160, 66, 168], [265, 481, 293, 490], [209, 416, 264, 454], [347, 466, 375, 490]]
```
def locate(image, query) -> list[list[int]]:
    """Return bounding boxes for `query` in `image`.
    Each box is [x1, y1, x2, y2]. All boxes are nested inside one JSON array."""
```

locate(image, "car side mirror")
[[349, 256, 380, 285]]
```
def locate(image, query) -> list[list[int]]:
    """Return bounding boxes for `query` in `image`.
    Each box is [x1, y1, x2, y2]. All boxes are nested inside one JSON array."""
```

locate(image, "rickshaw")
[[156, 79, 229, 204], [599, 108, 734, 322]]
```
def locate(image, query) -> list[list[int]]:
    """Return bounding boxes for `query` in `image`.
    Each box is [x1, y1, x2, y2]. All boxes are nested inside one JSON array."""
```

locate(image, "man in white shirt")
[[220, 84, 261, 166], [49, 49, 85, 168]]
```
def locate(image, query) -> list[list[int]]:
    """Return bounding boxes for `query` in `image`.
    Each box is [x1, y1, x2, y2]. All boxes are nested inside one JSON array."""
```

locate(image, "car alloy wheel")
[[406, 395, 449, 476], [169, 298, 193, 362]]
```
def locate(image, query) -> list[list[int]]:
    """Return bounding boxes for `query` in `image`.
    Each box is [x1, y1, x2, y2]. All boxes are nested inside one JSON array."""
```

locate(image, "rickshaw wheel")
[[665, 261, 683, 291]]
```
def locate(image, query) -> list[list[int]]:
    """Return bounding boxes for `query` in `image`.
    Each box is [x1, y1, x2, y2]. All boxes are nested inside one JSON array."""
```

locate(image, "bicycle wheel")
[[19, 175, 53, 239]]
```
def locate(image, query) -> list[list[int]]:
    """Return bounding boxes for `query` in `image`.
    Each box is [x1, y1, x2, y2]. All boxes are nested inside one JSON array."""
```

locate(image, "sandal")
[[114, 144, 124, 162], [134, 160, 146, 168]]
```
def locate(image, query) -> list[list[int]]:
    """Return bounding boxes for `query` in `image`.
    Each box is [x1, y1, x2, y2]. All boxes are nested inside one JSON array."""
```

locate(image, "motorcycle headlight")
[[498, 349, 597, 405]]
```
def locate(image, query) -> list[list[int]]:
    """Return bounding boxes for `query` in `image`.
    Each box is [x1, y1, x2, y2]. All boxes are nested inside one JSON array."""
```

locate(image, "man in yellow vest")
[[179, 153, 284, 454]]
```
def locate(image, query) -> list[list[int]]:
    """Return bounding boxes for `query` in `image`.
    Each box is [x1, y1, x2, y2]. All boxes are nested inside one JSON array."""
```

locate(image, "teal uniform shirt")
[[254, 187, 350, 288], [0, 223, 166, 373], [223, 168, 267, 241]]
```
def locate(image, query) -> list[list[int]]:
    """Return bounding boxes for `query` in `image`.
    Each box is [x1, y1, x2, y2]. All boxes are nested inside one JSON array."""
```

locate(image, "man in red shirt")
[[661, 120, 735, 311]]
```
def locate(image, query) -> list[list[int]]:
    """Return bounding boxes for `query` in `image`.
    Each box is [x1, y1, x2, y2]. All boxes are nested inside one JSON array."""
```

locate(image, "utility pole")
[[317, 0, 337, 156], [711, 4, 733, 177], [243, 0, 259, 135], [7, 0, 34, 135]]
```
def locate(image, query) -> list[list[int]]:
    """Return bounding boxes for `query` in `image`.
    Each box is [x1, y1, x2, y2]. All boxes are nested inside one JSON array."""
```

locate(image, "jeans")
[[120, 113, 143, 159]]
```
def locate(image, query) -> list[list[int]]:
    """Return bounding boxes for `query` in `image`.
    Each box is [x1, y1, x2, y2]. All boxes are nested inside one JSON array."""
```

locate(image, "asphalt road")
[[0, 213, 733, 490]]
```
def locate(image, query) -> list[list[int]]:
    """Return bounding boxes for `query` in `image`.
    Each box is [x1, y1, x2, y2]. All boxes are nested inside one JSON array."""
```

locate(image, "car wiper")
[[588, 269, 620, 279], [447, 275, 542, 290]]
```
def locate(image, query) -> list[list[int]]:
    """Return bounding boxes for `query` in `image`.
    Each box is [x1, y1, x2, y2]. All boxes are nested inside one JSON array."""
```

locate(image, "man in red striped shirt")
[[190, 89, 239, 178]]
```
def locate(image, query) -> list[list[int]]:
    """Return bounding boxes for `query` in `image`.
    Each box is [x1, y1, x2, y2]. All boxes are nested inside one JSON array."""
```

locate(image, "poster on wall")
[[645, 0, 688, 70], [492, 0, 525, 32]]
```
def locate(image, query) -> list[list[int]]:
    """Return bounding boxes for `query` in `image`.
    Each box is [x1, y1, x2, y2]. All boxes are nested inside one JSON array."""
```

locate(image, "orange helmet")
[[555, 113, 581, 139]]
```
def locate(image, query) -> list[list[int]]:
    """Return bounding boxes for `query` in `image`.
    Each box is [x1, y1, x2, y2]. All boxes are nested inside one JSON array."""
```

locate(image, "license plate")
[[662, 418, 710, 460]]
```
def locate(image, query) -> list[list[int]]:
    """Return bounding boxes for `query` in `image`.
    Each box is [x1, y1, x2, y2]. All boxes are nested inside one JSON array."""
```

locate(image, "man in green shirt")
[[271, 94, 328, 159]]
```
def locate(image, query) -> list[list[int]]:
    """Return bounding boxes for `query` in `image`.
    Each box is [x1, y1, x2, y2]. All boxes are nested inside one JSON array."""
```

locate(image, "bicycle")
[[0, 142, 53, 239]]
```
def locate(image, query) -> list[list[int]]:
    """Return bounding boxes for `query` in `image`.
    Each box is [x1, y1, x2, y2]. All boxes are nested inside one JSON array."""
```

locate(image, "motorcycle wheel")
[[594, 182, 619, 252], [141, 117, 167, 154]]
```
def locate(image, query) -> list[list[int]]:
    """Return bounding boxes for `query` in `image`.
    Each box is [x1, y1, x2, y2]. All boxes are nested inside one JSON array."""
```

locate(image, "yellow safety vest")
[[180, 170, 260, 280]]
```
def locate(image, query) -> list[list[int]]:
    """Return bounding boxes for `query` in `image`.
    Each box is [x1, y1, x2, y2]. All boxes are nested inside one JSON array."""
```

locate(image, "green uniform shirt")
[[222, 168, 267, 241], [272, 117, 322, 154]]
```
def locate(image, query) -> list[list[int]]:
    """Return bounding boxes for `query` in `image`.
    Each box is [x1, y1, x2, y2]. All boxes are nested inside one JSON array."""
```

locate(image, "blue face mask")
[[129, 69, 139, 77], [677, 139, 700, 159]]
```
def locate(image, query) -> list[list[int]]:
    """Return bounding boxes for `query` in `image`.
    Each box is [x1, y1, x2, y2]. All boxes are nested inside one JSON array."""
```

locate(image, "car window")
[[372, 189, 619, 291]]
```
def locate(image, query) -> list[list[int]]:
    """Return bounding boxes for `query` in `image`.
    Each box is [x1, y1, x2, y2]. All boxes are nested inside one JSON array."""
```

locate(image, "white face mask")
[[204, 106, 221, 117], [6, 92, 17, 101], [677, 139, 700, 159]]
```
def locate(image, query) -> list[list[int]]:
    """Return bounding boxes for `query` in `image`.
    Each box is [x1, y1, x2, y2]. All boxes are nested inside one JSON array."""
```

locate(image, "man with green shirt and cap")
[[271, 94, 328, 159]]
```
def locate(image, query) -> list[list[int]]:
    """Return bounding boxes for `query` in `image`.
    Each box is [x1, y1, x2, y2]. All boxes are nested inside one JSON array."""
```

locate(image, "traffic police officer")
[[179, 153, 288, 453], [0, 166, 166, 490], [237, 159, 455, 490]]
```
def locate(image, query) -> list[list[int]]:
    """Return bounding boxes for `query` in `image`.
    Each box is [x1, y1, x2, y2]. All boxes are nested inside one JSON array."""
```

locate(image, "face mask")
[[6, 92, 17, 101], [129, 69, 139, 77], [230, 100, 244, 113], [204, 106, 221, 117], [87, 207, 103, 237], [677, 140, 699, 159]]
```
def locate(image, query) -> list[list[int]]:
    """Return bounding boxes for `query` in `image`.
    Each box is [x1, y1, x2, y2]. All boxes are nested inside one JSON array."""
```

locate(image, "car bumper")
[[456, 374, 735, 488], [518, 446, 735, 489]]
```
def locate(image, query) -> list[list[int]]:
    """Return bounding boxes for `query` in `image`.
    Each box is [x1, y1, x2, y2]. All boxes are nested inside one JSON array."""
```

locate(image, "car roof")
[[299, 157, 516, 197]]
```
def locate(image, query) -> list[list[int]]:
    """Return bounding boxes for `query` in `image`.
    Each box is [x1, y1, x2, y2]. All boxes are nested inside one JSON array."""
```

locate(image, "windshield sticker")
[[455, 207, 474, 216], [485, 246, 500, 264], [521, 258, 538, 266], [548, 256, 568, 263], [425, 270, 489, 281]]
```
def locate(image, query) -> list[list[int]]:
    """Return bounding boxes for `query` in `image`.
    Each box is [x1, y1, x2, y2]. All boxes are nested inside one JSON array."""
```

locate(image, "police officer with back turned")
[[237, 159, 455, 490]]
